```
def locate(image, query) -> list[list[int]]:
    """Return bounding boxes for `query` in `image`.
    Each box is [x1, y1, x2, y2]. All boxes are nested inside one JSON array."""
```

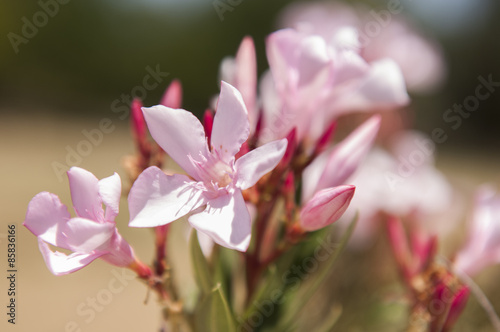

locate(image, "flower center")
[[210, 160, 233, 188], [189, 152, 235, 192]]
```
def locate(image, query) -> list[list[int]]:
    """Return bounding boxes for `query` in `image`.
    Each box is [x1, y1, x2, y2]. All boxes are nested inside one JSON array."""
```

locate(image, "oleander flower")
[[23, 167, 144, 276], [260, 27, 408, 143], [128, 81, 287, 252], [278, 1, 446, 94], [341, 131, 457, 247]]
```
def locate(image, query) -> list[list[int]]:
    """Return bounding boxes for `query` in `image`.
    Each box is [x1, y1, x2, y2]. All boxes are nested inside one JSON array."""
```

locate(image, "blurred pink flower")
[[300, 185, 355, 231], [340, 131, 457, 247], [128, 82, 287, 252], [454, 186, 500, 276], [260, 27, 408, 143], [279, 1, 446, 94], [24, 167, 141, 276]]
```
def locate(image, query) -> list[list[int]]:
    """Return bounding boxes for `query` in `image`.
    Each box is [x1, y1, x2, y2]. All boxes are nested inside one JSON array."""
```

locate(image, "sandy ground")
[[1, 112, 499, 331]]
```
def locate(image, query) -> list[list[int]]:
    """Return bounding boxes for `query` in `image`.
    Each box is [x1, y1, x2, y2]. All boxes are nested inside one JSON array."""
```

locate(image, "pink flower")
[[300, 185, 355, 231], [128, 81, 288, 251], [341, 131, 457, 247], [454, 186, 500, 276], [260, 28, 408, 143], [23, 167, 141, 276], [278, 2, 446, 94]]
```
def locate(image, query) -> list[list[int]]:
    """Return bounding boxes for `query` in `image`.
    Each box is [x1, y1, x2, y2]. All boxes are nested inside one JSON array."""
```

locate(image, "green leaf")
[[275, 214, 358, 330], [196, 283, 237, 332], [190, 230, 213, 295], [241, 245, 301, 326]]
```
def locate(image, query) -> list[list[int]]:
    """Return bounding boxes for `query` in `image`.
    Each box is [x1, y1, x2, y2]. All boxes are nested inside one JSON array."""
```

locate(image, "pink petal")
[[234, 139, 288, 190], [267, 29, 331, 95], [211, 82, 250, 163], [128, 167, 206, 228], [330, 59, 409, 114], [142, 105, 209, 179], [235, 36, 257, 121], [67, 167, 104, 221], [24, 192, 71, 248], [266, 29, 300, 92], [454, 186, 500, 276], [188, 190, 251, 252], [197, 230, 215, 258], [38, 239, 104, 276], [309, 115, 380, 199], [258, 71, 284, 143], [161, 79, 183, 109], [98, 172, 121, 221], [99, 230, 135, 267], [62, 218, 116, 253], [300, 185, 355, 231], [301, 148, 330, 202]]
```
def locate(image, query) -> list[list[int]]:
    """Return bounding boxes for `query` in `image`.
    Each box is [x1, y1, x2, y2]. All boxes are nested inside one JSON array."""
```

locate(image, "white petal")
[[62, 218, 116, 253], [38, 239, 104, 276], [142, 105, 209, 179], [211, 81, 250, 163], [235, 139, 288, 190], [188, 190, 251, 252], [24, 192, 71, 249], [128, 167, 206, 227], [98, 172, 122, 221], [67, 167, 104, 221]]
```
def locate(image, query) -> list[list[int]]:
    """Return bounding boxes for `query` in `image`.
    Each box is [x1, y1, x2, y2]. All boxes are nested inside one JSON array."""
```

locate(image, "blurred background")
[[1, 0, 499, 331]]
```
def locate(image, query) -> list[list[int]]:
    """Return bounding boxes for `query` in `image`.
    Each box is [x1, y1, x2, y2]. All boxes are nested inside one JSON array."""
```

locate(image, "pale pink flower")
[[279, 1, 446, 94], [300, 185, 355, 231], [23, 167, 140, 276], [260, 28, 408, 143], [341, 131, 457, 247], [454, 186, 500, 276], [128, 82, 288, 252]]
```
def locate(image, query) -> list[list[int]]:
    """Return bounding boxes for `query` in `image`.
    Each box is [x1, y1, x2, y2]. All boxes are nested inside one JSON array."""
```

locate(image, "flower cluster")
[[22, 1, 500, 331]]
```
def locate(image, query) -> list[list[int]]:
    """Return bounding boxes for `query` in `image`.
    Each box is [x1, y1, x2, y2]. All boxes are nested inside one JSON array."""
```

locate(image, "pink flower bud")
[[203, 109, 214, 147], [300, 185, 355, 231], [161, 79, 182, 109], [131, 98, 145, 142], [442, 285, 470, 332]]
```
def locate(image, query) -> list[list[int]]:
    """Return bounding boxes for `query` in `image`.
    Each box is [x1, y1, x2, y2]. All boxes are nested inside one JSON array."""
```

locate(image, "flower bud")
[[300, 185, 355, 231], [161, 79, 182, 109]]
